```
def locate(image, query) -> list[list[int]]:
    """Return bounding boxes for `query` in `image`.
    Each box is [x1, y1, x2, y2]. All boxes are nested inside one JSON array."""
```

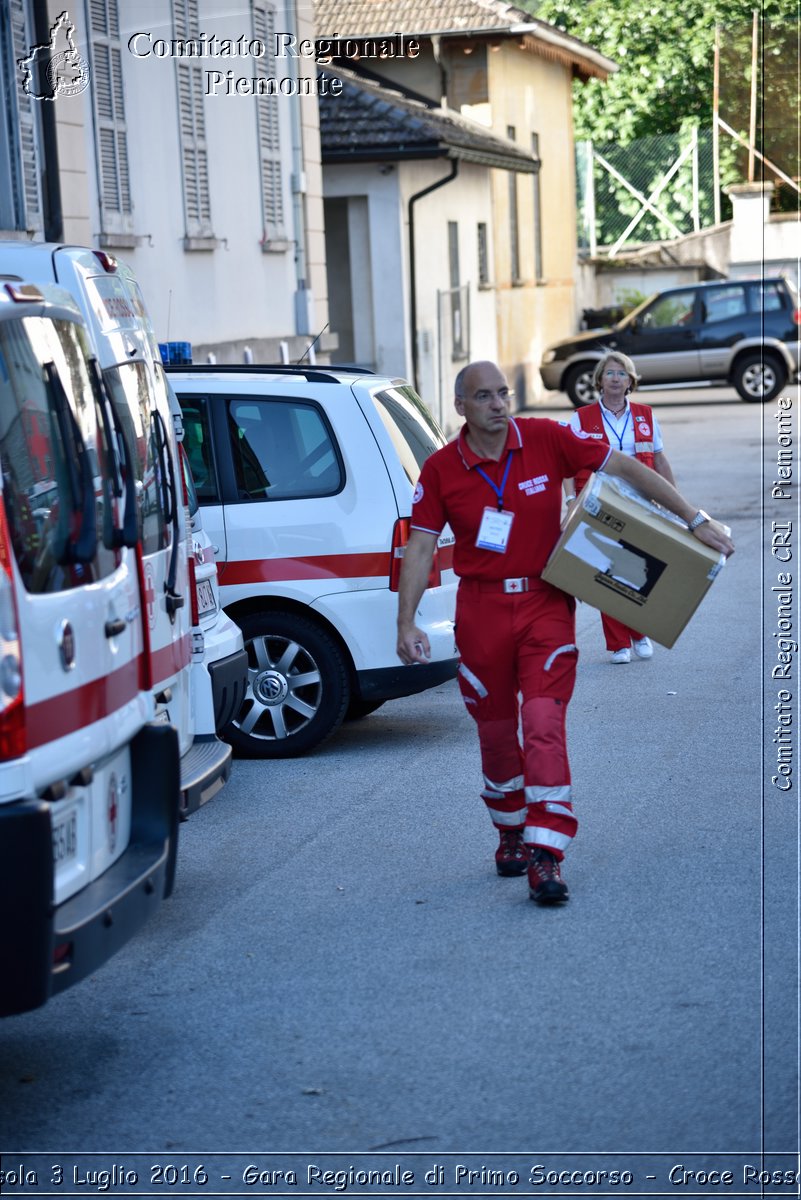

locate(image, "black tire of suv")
[[225, 611, 349, 758], [732, 351, 788, 403], [564, 363, 600, 408]]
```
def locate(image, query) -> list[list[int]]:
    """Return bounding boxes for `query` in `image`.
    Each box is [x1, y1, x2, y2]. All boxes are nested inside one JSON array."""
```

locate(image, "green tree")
[[522, 0, 799, 241]]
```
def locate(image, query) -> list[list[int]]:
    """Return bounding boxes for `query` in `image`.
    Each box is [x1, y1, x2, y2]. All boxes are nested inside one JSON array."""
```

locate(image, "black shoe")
[[495, 828, 528, 877], [528, 849, 569, 904]]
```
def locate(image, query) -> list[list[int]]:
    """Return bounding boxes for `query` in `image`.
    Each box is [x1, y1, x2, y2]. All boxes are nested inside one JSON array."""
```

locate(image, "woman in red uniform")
[[565, 350, 677, 664]]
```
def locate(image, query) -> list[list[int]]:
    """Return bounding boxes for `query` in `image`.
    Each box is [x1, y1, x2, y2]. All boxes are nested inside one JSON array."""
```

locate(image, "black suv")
[[540, 277, 800, 406]]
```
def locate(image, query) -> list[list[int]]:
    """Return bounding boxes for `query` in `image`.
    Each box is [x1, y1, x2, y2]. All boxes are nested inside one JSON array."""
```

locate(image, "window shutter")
[[175, 0, 212, 238], [88, 0, 133, 230], [252, 1, 285, 243], [6, 0, 44, 232]]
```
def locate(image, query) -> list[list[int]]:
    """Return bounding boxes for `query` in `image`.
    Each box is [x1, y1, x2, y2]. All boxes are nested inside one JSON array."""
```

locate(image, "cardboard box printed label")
[[541, 472, 727, 648]]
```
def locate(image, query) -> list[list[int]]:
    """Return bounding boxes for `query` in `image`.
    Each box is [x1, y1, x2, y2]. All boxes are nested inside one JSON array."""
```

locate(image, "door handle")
[[105, 618, 127, 637]]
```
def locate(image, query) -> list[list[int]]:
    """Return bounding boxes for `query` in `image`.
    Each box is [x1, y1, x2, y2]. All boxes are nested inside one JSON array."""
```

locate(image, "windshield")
[[0, 316, 118, 592], [615, 293, 659, 329]]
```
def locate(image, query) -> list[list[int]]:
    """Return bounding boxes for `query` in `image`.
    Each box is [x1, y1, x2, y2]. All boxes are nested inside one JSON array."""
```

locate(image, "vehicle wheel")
[[225, 611, 349, 758], [344, 699, 385, 721], [732, 352, 787, 402], [564, 363, 600, 408]]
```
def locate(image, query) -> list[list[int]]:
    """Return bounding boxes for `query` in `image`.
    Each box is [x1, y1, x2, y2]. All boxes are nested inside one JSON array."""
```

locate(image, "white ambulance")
[[0, 245, 247, 818], [0, 281, 180, 1016]]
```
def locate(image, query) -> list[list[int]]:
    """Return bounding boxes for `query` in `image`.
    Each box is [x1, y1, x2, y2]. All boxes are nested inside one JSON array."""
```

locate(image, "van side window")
[[0, 317, 119, 593], [180, 397, 219, 503], [228, 398, 342, 501], [104, 362, 170, 554]]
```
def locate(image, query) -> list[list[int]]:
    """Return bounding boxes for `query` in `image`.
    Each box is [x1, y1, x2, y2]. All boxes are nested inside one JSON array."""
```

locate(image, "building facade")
[[1, 0, 331, 361]]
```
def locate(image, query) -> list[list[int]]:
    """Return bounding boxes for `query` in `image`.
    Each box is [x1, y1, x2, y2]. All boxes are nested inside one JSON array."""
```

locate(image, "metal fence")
[[576, 127, 719, 257]]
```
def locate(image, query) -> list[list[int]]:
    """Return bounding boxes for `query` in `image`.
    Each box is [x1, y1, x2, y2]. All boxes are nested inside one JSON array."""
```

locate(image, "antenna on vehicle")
[[296, 323, 329, 366]]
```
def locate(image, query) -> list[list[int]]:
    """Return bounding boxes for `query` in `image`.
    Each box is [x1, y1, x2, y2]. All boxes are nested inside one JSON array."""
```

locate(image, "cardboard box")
[[541, 472, 727, 648]]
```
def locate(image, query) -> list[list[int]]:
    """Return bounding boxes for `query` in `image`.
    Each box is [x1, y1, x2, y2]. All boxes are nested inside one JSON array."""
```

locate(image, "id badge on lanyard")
[[476, 506, 514, 552], [474, 454, 514, 553]]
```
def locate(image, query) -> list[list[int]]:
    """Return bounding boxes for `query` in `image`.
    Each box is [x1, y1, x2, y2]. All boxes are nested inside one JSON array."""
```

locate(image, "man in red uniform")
[[396, 361, 734, 905]]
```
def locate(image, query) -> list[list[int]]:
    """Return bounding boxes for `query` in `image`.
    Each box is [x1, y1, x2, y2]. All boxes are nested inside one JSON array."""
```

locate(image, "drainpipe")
[[287, 0, 312, 336], [33, 0, 63, 241], [408, 157, 459, 390]]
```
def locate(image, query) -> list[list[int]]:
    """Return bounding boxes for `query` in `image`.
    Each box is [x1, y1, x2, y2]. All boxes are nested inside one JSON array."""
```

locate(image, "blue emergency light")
[[159, 341, 192, 364]]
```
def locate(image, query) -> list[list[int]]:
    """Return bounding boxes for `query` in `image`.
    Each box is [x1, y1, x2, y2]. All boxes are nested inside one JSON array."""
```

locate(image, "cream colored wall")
[[486, 43, 580, 405], [296, 0, 329, 338], [48, 0, 92, 243]]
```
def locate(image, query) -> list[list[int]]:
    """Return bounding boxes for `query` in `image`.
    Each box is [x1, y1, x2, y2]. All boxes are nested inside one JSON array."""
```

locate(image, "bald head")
[[454, 360, 505, 400]]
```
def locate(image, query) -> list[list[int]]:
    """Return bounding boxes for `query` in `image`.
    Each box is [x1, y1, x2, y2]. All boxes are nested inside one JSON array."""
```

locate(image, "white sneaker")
[[633, 637, 654, 660], [610, 648, 631, 664]]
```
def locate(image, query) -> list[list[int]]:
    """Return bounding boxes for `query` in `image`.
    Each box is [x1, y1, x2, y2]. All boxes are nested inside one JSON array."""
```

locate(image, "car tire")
[[225, 611, 349, 758], [564, 363, 600, 408], [344, 699, 385, 721], [732, 351, 788, 403]]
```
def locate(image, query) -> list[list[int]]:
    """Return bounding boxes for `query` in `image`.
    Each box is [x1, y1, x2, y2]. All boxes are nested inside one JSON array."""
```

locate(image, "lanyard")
[[475, 454, 513, 511], [601, 406, 631, 452]]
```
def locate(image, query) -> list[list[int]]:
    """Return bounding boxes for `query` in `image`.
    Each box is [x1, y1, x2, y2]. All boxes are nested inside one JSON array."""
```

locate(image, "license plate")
[[196, 578, 216, 617], [52, 805, 78, 867]]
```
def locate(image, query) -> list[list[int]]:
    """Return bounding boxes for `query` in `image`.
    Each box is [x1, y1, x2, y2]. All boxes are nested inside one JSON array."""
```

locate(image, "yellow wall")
[[485, 43, 580, 404]]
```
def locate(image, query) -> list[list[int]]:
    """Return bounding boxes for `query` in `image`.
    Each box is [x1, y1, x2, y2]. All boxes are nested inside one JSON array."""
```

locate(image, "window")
[[507, 126, 520, 285], [477, 222, 489, 287], [752, 282, 784, 313], [0, 0, 44, 233], [103, 361, 170, 555], [87, 0, 133, 236], [175, 0, 212, 240], [180, 396, 219, 503], [532, 133, 543, 281], [0, 317, 119, 592], [701, 285, 747, 324], [371, 386, 445, 486], [228, 398, 343, 501], [252, 0, 285, 245], [640, 290, 697, 329]]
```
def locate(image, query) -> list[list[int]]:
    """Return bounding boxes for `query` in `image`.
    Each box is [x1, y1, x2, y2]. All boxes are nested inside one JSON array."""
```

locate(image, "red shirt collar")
[[457, 416, 523, 469]]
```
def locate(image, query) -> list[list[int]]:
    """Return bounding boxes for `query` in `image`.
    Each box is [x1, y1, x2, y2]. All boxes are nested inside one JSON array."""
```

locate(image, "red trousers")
[[601, 611, 643, 651], [455, 579, 579, 860]]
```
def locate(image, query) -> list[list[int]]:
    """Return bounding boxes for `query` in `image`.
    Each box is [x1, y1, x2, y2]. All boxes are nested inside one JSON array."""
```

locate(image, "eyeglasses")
[[467, 388, 515, 404], [603, 370, 629, 378]]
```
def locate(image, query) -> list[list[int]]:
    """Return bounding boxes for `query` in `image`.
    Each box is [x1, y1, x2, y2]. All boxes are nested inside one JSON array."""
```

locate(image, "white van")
[[0, 281, 180, 1016], [0, 245, 247, 818]]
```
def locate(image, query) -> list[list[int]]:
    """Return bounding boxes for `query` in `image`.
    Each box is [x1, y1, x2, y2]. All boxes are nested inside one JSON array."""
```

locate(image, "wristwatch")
[[688, 509, 711, 532]]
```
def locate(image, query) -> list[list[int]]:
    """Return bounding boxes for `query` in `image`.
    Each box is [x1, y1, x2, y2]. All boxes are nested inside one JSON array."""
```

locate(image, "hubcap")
[[573, 372, 599, 405], [743, 363, 777, 397], [236, 633, 323, 741]]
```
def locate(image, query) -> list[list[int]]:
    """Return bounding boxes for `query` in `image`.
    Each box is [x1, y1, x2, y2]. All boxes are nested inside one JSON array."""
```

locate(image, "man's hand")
[[691, 519, 734, 557], [396, 529, 439, 664], [397, 626, 431, 665]]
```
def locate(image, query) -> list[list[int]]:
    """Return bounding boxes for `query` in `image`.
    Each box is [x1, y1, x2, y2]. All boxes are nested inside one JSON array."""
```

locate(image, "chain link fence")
[[576, 127, 719, 255]]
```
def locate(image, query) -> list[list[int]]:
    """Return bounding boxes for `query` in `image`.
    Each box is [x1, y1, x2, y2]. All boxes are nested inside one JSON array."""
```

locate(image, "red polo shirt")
[[411, 416, 611, 580]]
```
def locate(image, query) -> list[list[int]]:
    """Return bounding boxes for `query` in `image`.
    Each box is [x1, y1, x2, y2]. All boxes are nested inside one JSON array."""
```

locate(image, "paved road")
[[0, 390, 796, 1195]]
